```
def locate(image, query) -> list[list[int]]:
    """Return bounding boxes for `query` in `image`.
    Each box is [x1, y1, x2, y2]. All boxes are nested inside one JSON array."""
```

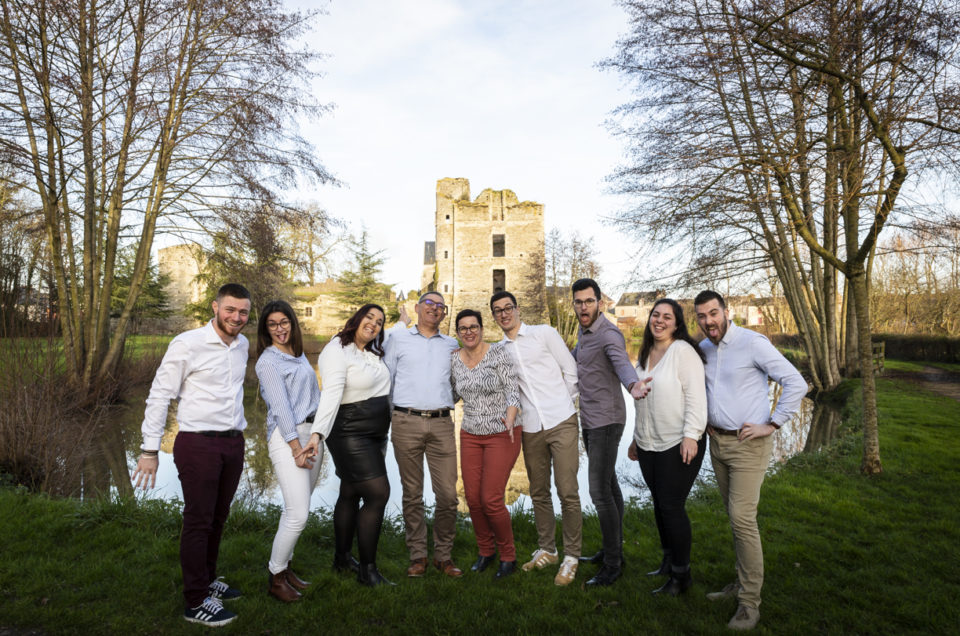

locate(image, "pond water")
[[108, 346, 841, 517]]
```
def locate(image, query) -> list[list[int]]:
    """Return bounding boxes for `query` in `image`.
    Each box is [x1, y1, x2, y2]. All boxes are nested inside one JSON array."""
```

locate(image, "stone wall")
[[157, 244, 205, 333]]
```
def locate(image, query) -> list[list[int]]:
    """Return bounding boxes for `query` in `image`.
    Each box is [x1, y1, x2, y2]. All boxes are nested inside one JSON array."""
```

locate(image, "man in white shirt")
[[694, 290, 806, 631], [132, 283, 252, 628], [490, 291, 582, 586]]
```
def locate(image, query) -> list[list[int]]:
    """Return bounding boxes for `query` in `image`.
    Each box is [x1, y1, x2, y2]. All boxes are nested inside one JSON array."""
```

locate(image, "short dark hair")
[[418, 291, 445, 303], [693, 289, 726, 309], [639, 298, 706, 368], [336, 304, 386, 358], [256, 300, 304, 358], [489, 290, 517, 311], [216, 283, 251, 302], [455, 308, 483, 331], [571, 278, 601, 300]]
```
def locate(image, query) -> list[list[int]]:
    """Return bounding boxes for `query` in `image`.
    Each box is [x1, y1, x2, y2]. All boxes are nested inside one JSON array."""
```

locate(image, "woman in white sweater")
[[299, 303, 394, 586], [627, 298, 707, 596]]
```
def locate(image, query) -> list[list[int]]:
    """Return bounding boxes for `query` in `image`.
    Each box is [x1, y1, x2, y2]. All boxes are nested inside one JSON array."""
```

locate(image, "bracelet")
[[140, 449, 159, 457]]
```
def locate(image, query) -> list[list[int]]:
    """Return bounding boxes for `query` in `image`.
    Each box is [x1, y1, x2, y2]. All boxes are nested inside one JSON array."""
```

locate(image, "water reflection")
[[113, 353, 839, 515]]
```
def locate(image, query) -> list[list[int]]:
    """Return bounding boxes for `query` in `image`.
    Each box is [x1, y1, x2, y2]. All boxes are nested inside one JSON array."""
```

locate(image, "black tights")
[[333, 475, 390, 565]]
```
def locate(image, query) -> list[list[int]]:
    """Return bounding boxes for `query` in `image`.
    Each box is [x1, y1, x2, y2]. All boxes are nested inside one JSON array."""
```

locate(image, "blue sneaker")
[[208, 577, 241, 600], [184, 596, 237, 627]]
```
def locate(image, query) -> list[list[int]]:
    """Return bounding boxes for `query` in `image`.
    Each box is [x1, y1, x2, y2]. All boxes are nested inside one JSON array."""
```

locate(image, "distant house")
[[726, 296, 773, 327], [293, 278, 397, 335], [614, 291, 663, 327]]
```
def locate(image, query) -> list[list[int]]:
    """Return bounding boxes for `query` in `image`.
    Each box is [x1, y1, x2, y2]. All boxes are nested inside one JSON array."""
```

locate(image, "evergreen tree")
[[336, 231, 399, 321]]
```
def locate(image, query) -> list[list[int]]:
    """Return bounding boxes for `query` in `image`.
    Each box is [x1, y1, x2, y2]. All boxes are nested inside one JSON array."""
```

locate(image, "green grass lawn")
[[1, 375, 958, 634]]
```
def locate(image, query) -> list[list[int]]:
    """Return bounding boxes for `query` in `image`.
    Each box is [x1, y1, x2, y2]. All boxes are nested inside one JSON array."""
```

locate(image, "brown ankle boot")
[[269, 570, 301, 602], [285, 568, 310, 590]]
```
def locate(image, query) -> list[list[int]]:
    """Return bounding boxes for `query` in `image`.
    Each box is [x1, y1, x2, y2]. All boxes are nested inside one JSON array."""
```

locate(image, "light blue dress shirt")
[[698, 322, 807, 430], [255, 346, 322, 443], [384, 325, 459, 410]]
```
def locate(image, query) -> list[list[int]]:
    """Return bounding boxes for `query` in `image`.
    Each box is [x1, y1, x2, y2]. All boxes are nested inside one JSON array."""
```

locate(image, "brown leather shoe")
[[406, 557, 428, 577], [433, 558, 463, 578], [285, 568, 310, 590], [269, 570, 301, 603]]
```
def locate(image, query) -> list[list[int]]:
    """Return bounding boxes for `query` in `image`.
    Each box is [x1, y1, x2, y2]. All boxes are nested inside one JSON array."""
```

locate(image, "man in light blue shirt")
[[694, 290, 807, 631], [384, 292, 462, 578]]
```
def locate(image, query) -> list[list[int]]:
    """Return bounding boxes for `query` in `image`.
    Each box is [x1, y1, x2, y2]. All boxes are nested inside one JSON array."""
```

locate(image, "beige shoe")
[[554, 556, 578, 586], [727, 605, 760, 630], [521, 548, 559, 571], [706, 581, 740, 601]]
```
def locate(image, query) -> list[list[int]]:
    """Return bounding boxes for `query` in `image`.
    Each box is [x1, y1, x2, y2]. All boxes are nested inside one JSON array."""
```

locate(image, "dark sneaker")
[[184, 596, 237, 627], [208, 577, 241, 600]]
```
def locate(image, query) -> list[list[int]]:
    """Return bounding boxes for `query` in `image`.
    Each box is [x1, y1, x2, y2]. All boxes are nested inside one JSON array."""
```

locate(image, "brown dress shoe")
[[433, 559, 463, 578], [269, 570, 301, 603], [285, 568, 310, 590], [406, 557, 428, 577]]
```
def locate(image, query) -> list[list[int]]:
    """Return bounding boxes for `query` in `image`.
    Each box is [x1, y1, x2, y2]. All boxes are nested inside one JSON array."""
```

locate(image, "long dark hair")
[[336, 303, 386, 358], [639, 298, 706, 368], [256, 299, 304, 357]]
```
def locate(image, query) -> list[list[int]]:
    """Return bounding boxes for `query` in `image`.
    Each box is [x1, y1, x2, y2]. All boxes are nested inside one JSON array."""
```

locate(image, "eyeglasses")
[[492, 305, 516, 317], [573, 298, 598, 308], [421, 298, 447, 312], [267, 319, 291, 331], [456, 324, 481, 335]]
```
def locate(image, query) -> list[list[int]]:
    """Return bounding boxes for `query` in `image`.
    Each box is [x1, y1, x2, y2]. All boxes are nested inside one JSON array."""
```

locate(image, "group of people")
[[131, 280, 806, 631]]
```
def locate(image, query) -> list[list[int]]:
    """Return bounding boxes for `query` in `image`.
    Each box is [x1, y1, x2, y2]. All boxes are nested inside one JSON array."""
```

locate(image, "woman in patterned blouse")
[[450, 308, 522, 579]]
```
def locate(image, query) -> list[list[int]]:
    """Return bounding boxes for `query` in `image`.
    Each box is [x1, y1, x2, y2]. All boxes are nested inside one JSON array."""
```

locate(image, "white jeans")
[[268, 422, 323, 574]]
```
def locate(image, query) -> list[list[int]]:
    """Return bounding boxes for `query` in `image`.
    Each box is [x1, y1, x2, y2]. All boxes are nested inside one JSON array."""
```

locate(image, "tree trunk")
[[850, 270, 882, 474]]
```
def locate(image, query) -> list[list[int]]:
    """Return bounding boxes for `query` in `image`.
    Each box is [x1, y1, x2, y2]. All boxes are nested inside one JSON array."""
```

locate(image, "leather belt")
[[707, 425, 738, 436], [198, 430, 243, 438], [394, 406, 451, 418]]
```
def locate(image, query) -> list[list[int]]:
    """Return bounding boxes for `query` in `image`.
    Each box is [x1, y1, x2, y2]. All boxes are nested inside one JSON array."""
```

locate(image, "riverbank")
[[1, 373, 957, 634]]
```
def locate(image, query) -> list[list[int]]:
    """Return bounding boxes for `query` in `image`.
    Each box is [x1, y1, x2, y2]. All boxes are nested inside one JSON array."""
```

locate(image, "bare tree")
[[544, 228, 601, 344], [606, 0, 960, 474], [280, 202, 345, 286], [0, 0, 333, 391]]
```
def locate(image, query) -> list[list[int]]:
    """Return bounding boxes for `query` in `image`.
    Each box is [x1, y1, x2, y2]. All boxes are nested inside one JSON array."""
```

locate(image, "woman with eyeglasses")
[[255, 300, 322, 602], [449, 309, 522, 579], [627, 298, 707, 596], [298, 303, 394, 586]]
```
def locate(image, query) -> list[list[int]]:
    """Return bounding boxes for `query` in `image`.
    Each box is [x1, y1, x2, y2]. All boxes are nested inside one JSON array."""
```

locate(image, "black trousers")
[[635, 436, 706, 568]]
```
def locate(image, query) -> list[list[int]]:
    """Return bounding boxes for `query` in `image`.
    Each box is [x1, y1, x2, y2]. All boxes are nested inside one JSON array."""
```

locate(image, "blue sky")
[[292, 0, 640, 295]]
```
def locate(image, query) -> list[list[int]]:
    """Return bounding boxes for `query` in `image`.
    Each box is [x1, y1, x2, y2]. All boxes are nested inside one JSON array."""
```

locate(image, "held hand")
[[295, 434, 321, 463], [132, 455, 159, 490], [502, 417, 518, 443], [627, 440, 638, 462], [679, 437, 699, 464], [630, 377, 653, 400], [738, 422, 777, 442], [295, 451, 316, 469]]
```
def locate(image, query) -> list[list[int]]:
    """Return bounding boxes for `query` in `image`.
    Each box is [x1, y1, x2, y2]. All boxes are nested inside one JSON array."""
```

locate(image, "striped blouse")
[[450, 342, 522, 436], [255, 345, 322, 443]]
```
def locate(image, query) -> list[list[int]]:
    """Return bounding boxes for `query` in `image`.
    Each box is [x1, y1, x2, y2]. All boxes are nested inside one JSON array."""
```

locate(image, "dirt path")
[[885, 365, 960, 402]]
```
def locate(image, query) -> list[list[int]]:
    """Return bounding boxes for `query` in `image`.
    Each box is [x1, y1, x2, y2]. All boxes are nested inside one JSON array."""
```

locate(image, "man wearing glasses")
[[571, 278, 648, 586], [384, 292, 463, 578], [490, 290, 582, 586]]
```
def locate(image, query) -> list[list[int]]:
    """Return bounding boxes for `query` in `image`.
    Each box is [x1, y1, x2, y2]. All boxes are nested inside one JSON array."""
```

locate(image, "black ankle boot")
[[471, 554, 496, 572], [652, 566, 692, 596], [646, 550, 671, 576], [494, 560, 516, 579], [333, 552, 360, 574], [357, 563, 396, 587]]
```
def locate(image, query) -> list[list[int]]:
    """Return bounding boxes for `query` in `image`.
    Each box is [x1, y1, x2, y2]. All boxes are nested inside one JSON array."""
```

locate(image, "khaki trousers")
[[390, 410, 459, 561], [709, 433, 774, 609], [521, 414, 582, 558]]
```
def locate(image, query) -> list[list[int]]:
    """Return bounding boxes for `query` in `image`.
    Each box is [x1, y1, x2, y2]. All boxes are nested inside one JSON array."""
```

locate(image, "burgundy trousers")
[[173, 432, 244, 607], [460, 429, 522, 561]]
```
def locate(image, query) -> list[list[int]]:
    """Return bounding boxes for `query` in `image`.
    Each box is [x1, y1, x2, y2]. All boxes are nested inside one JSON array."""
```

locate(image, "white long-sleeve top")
[[141, 321, 248, 451], [633, 339, 707, 451], [310, 336, 391, 440]]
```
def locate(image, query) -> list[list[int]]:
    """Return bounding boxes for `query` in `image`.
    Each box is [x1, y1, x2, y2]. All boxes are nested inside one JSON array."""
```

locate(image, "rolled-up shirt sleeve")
[[676, 344, 708, 440], [256, 356, 300, 443], [754, 337, 807, 426], [311, 342, 347, 441], [141, 338, 190, 451]]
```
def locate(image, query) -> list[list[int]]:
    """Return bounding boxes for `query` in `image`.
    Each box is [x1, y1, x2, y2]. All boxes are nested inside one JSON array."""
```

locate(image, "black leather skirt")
[[325, 394, 390, 482]]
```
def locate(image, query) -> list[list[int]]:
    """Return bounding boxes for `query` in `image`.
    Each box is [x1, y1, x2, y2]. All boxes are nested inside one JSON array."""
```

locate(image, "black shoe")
[[579, 550, 605, 564], [357, 563, 396, 587], [494, 560, 516, 579], [333, 552, 361, 574], [471, 554, 496, 573], [586, 565, 622, 586], [652, 569, 692, 596], [647, 551, 672, 577]]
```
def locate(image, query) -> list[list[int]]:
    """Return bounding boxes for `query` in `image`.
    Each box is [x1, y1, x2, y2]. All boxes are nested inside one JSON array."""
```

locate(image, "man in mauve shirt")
[[132, 283, 252, 628], [571, 278, 649, 587]]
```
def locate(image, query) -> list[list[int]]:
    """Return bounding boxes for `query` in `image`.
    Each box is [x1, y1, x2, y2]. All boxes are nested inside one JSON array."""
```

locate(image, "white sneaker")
[[521, 548, 559, 571], [554, 556, 578, 586]]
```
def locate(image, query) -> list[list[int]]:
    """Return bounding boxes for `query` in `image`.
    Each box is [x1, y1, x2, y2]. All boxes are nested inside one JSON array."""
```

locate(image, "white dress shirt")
[[141, 321, 249, 451], [311, 336, 391, 440], [500, 322, 579, 433], [633, 340, 707, 451]]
